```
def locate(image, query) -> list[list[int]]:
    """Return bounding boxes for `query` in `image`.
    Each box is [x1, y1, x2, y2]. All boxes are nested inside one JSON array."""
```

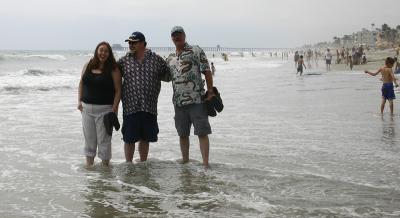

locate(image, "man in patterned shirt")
[[118, 31, 170, 163], [166, 26, 215, 168]]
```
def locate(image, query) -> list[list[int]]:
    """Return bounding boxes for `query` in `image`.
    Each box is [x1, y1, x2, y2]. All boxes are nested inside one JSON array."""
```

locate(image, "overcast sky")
[[1, 0, 399, 50]]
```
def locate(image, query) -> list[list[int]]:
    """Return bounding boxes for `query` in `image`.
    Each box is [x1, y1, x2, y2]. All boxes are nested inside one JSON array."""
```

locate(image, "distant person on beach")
[[336, 49, 341, 64], [211, 62, 216, 76], [306, 49, 312, 68], [297, 55, 306, 76], [77, 41, 122, 167], [365, 57, 399, 115], [118, 31, 170, 163], [340, 47, 345, 61], [362, 53, 367, 64], [314, 49, 319, 67], [394, 57, 400, 74], [294, 51, 300, 68], [325, 48, 333, 71], [345, 48, 350, 65], [349, 56, 353, 70], [166, 26, 215, 168]]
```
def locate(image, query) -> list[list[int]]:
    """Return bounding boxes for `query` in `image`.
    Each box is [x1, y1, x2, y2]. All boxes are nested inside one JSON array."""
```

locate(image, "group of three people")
[[77, 26, 215, 168]]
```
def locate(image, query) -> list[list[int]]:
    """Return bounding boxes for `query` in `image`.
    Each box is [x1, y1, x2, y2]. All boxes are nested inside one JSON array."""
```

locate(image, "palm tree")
[[333, 36, 340, 46], [381, 23, 391, 41]]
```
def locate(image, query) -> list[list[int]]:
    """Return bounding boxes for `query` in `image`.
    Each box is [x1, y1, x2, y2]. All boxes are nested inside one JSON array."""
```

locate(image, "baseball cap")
[[125, 31, 146, 43], [171, 26, 185, 35]]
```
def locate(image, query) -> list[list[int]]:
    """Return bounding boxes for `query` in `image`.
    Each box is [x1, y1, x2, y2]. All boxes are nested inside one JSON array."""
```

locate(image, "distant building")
[[111, 44, 125, 51]]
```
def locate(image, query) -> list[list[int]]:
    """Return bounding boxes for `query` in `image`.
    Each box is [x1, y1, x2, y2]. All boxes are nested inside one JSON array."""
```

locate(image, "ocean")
[[0, 50, 399, 217]]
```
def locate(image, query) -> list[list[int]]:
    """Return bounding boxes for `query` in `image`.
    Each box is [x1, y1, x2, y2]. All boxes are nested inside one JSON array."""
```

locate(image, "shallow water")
[[0, 51, 400, 217]]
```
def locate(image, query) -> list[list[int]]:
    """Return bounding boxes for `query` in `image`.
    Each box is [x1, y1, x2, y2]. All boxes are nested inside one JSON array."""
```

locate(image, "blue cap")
[[125, 31, 146, 43]]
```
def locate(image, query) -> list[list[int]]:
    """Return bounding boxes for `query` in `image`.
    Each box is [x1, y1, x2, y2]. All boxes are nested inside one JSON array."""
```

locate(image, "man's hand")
[[206, 89, 215, 101], [112, 106, 118, 113], [77, 102, 83, 112]]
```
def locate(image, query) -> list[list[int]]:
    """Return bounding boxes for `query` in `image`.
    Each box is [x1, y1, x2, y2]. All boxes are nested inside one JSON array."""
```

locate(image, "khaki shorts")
[[82, 103, 113, 160], [174, 103, 212, 136]]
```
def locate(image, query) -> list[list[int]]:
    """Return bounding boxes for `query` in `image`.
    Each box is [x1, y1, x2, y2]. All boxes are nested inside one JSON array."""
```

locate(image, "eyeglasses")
[[128, 41, 139, 45]]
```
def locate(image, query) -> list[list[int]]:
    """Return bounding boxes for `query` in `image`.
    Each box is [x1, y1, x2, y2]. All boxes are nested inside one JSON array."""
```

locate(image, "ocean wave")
[[23, 69, 54, 76], [2, 85, 73, 93], [1, 54, 67, 61], [0, 68, 78, 77]]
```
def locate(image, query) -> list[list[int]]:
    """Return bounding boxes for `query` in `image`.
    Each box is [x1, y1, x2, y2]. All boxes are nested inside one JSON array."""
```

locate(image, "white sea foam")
[[116, 180, 164, 196], [0, 68, 78, 92], [2, 54, 67, 61]]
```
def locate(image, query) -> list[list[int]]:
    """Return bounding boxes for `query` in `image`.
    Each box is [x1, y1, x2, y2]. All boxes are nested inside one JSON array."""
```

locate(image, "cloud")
[[1, 0, 399, 49]]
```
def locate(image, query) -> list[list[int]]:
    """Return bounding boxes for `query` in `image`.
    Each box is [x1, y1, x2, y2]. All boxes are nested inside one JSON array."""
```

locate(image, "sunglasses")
[[171, 32, 184, 37]]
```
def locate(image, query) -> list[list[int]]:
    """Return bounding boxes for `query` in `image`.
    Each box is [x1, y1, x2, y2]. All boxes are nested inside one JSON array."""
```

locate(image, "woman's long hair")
[[86, 41, 117, 75]]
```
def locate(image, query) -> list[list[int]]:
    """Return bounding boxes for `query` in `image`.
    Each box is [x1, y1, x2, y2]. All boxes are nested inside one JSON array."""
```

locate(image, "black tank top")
[[81, 70, 115, 105]]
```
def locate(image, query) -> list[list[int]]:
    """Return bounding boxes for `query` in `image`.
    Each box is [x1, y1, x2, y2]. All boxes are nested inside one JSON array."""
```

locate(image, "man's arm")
[[198, 47, 215, 99], [159, 56, 172, 82], [204, 70, 215, 100], [365, 68, 381, 76]]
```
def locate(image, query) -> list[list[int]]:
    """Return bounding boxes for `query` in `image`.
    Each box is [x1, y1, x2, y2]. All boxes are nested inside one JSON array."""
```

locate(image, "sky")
[[1, 0, 399, 50]]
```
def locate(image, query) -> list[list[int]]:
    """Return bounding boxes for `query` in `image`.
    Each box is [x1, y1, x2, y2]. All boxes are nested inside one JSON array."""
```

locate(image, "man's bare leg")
[[124, 143, 135, 162], [180, 136, 190, 163], [381, 98, 386, 114], [389, 100, 394, 115], [138, 140, 149, 161], [102, 159, 110, 166], [198, 135, 209, 168], [86, 156, 94, 167]]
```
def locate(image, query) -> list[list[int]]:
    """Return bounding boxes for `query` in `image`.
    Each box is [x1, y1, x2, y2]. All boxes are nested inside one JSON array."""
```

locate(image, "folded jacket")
[[103, 112, 120, 136]]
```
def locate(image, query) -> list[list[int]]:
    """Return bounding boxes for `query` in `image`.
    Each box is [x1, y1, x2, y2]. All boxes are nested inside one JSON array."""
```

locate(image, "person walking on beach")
[[297, 55, 306, 76], [118, 31, 170, 163], [211, 62, 216, 76], [345, 48, 350, 65], [78, 41, 122, 167], [365, 57, 399, 115], [325, 48, 333, 71], [166, 26, 215, 168], [294, 51, 300, 68], [336, 49, 341, 64], [349, 56, 353, 70], [394, 57, 400, 74], [314, 49, 319, 67]]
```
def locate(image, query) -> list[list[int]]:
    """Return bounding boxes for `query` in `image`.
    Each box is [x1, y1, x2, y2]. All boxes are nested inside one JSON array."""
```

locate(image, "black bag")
[[204, 87, 224, 117]]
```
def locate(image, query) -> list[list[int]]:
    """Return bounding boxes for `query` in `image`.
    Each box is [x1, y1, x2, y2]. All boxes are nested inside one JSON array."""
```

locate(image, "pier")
[[112, 44, 290, 53]]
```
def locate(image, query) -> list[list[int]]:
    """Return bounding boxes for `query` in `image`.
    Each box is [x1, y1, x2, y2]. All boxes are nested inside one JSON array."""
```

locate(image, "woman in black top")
[[78, 42, 121, 167]]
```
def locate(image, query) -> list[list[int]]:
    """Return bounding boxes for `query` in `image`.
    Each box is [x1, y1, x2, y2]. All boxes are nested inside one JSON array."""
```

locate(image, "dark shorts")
[[122, 112, 159, 144], [382, 83, 396, 100], [174, 103, 212, 137], [326, 59, 331, 65], [297, 66, 303, 72]]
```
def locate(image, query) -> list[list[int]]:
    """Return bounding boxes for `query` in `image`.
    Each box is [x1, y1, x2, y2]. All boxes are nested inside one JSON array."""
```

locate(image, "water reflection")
[[82, 163, 165, 217], [83, 165, 121, 217], [119, 163, 164, 215], [381, 115, 396, 147]]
